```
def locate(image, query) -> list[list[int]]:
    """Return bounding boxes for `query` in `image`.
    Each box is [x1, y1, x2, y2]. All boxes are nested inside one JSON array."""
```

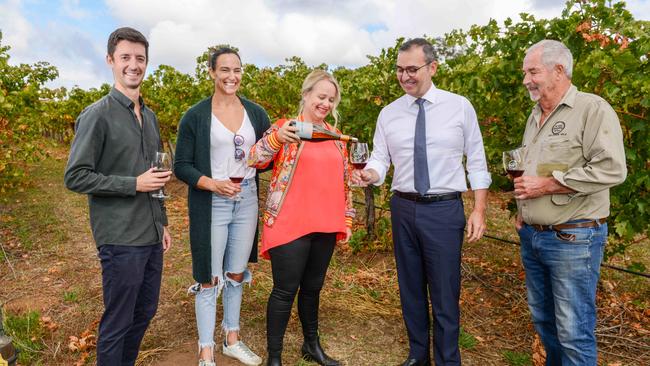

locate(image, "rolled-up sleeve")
[[365, 110, 391, 186], [462, 98, 491, 190], [552, 100, 627, 195]]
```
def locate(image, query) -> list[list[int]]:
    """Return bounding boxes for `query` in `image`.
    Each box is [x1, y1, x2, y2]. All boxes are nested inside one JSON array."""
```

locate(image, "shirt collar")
[[109, 87, 145, 110], [405, 82, 437, 107], [533, 84, 577, 115], [560, 84, 577, 108]]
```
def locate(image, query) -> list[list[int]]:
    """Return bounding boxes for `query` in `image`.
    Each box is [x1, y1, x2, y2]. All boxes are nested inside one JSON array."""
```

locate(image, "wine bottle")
[[289, 121, 358, 142]]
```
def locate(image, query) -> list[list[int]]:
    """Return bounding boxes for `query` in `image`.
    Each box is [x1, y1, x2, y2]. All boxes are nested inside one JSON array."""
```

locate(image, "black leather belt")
[[528, 218, 607, 232], [393, 191, 461, 203]]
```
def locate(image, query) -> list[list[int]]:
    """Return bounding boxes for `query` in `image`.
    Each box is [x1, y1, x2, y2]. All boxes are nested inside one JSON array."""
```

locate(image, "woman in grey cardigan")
[[174, 47, 270, 366]]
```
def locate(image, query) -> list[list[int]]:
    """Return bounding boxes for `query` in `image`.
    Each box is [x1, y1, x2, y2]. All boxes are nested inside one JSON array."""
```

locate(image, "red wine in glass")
[[507, 169, 524, 179], [503, 148, 525, 181], [352, 162, 367, 170], [229, 176, 244, 183], [151, 152, 171, 199]]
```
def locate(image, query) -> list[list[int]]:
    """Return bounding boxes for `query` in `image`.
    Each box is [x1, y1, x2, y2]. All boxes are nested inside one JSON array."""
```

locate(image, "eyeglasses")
[[395, 62, 432, 77], [234, 134, 245, 161]]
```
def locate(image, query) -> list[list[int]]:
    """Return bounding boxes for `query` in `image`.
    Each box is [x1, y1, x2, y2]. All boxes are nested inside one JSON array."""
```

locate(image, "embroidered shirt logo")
[[551, 121, 566, 135]]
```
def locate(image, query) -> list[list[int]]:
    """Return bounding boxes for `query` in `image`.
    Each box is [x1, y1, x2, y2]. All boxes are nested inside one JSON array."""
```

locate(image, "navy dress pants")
[[390, 195, 465, 366], [96, 244, 163, 366]]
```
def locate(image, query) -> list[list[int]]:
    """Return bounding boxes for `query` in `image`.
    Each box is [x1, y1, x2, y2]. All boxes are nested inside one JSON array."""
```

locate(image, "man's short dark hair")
[[107, 27, 149, 61], [399, 38, 436, 64], [209, 47, 241, 70]]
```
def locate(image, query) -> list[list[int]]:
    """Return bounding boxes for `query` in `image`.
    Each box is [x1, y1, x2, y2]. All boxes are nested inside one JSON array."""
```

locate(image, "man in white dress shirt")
[[353, 38, 491, 366]]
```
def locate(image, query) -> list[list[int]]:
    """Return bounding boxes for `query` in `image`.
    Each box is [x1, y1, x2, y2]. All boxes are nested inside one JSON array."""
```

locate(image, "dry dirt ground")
[[0, 146, 648, 366]]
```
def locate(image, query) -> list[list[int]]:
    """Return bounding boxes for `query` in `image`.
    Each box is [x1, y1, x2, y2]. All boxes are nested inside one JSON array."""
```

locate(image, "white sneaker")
[[198, 360, 216, 366], [223, 340, 263, 366]]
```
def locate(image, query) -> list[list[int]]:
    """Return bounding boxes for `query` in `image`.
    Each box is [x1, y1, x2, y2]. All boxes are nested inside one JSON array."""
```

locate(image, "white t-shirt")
[[210, 111, 256, 180]]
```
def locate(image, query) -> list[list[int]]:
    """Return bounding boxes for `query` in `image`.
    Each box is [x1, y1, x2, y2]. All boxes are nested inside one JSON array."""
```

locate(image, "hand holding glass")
[[151, 152, 171, 199], [227, 157, 246, 201], [502, 147, 525, 179]]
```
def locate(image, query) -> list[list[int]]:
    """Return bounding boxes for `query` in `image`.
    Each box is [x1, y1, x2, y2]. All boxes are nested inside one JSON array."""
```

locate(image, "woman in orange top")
[[249, 69, 354, 366]]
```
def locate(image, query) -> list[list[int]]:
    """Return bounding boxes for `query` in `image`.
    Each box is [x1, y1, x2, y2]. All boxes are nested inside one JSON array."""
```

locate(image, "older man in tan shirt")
[[514, 40, 626, 366]]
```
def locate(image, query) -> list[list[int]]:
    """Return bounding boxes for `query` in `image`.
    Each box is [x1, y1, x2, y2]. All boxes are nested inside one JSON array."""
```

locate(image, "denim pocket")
[[553, 228, 593, 244]]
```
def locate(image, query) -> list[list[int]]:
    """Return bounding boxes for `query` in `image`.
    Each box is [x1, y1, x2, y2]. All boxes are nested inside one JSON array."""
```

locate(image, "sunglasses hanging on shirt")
[[233, 134, 245, 161]]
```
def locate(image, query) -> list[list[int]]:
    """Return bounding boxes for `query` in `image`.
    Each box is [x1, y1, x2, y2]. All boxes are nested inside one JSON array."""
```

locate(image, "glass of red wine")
[[350, 142, 369, 186], [151, 151, 171, 199], [503, 147, 525, 180], [227, 157, 246, 201]]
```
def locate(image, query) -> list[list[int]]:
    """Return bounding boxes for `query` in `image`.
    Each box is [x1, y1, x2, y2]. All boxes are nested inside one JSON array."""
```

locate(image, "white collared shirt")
[[366, 83, 491, 193]]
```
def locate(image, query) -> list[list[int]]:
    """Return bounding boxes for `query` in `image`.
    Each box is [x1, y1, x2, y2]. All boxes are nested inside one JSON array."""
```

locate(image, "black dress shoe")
[[266, 355, 282, 366], [301, 339, 341, 366], [399, 358, 431, 366]]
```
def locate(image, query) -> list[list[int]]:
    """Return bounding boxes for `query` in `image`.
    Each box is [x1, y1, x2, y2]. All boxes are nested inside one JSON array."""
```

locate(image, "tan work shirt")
[[517, 85, 627, 225]]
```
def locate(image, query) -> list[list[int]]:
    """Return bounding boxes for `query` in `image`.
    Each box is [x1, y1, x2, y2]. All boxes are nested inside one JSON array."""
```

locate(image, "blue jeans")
[[519, 221, 607, 366], [194, 179, 258, 348], [97, 244, 163, 366]]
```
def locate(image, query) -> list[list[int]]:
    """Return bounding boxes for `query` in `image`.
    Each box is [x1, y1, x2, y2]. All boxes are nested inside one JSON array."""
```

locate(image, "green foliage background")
[[0, 0, 647, 261]]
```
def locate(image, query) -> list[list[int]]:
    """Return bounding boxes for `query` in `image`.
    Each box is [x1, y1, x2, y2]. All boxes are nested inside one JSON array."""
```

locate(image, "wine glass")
[[349, 142, 369, 187], [151, 151, 172, 199], [502, 147, 525, 180], [350, 142, 369, 170], [227, 157, 247, 201]]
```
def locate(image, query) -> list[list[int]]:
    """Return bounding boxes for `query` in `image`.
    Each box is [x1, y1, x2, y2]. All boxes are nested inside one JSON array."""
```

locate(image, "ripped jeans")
[[193, 179, 257, 348]]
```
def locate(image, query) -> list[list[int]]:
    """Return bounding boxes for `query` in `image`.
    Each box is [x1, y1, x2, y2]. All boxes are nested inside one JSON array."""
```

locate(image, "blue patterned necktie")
[[414, 98, 430, 195]]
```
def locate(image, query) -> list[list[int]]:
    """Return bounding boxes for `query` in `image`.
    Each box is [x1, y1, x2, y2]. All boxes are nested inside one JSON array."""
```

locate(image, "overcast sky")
[[1, 0, 648, 89]]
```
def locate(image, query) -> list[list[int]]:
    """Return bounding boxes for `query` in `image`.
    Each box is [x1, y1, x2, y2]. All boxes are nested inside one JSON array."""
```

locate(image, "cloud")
[[105, 0, 581, 78], [627, 0, 650, 20], [0, 0, 35, 56], [529, 0, 567, 10], [107, 0, 378, 74], [2, 0, 648, 89], [0, 0, 111, 89], [62, 0, 92, 20], [38, 23, 112, 87]]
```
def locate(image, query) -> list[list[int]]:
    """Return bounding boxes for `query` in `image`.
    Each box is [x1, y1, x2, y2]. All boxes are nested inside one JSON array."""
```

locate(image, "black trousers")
[[266, 232, 336, 357], [391, 195, 465, 366], [96, 244, 163, 366]]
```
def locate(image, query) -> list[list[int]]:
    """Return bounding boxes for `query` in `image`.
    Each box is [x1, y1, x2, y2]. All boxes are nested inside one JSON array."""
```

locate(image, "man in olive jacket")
[[64, 27, 172, 366], [515, 40, 626, 365]]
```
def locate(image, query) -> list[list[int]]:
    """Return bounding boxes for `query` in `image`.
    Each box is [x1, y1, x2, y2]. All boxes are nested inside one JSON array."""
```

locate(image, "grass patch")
[[458, 327, 478, 349], [502, 350, 532, 366], [3, 310, 44, 365], [0, 155, 70, 252], [63, 289, 79, 303]]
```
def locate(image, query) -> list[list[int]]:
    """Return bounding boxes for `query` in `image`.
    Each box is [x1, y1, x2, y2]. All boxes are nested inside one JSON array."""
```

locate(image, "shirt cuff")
[[552, 171, 583, 195], [365, 160, 387, 186], [467, 171, 491, 190], [122, 176, 137, 196], [551, 170, 582, 203]]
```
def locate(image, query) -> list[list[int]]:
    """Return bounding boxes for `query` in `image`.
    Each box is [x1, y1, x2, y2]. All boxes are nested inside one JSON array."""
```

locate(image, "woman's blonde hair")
[[298, 69, 341, 128]]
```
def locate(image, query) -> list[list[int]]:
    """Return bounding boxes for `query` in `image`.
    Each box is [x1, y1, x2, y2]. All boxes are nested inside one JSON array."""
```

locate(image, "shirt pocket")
[[536, 138, 579, 177]]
